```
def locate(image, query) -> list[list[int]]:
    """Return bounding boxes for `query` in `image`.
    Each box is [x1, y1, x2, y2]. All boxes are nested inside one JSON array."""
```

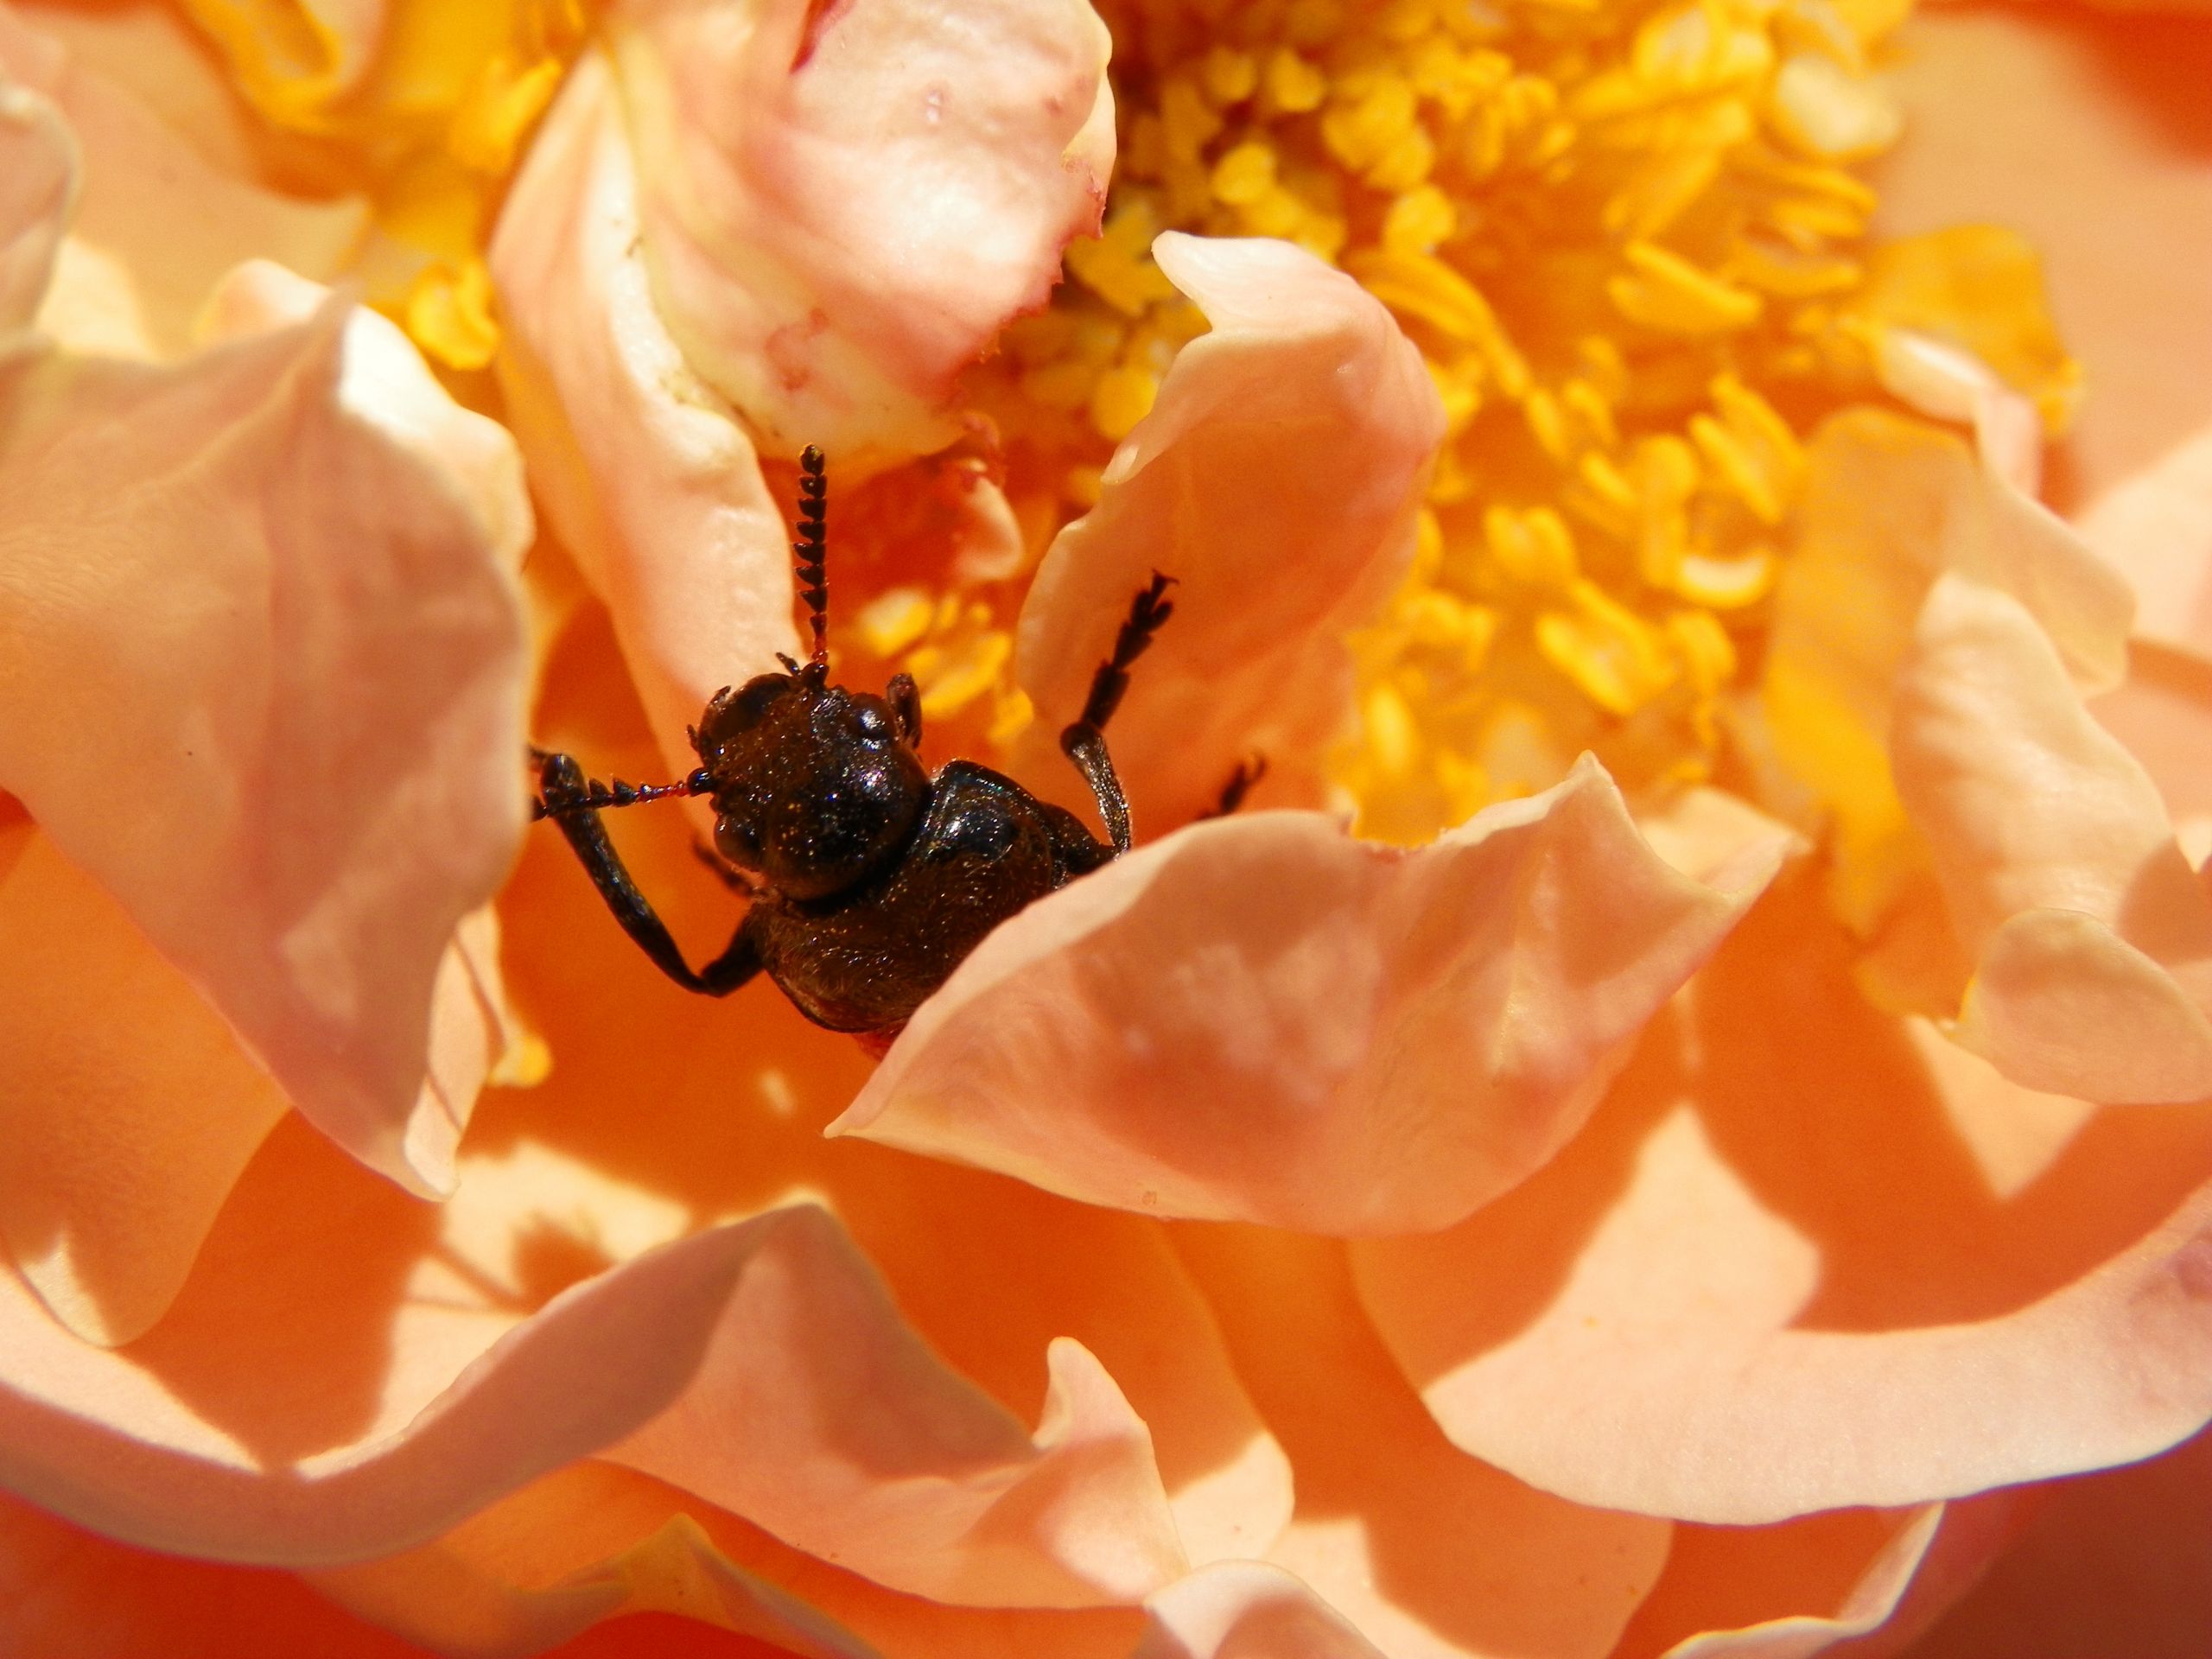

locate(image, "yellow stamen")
[[982, 0, 2077, 842]]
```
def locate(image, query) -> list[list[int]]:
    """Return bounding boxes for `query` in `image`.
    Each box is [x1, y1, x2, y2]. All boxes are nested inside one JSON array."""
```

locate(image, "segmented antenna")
[[795, 445, 829, 673]]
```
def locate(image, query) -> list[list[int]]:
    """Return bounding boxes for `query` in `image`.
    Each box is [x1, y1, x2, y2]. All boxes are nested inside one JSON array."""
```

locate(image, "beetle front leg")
[[534, 751, 760, 997], [1058, 571, 1175, 855]]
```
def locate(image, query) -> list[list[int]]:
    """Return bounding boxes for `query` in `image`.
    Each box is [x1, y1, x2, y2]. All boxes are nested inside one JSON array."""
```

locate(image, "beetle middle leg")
[[1060, 572, 1175, 855], [532, 750, 761, 996]]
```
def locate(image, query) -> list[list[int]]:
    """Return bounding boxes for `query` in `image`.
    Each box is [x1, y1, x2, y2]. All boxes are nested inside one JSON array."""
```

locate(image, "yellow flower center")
[[988, 0, 2080, 842], [182, 0, 594, 372]]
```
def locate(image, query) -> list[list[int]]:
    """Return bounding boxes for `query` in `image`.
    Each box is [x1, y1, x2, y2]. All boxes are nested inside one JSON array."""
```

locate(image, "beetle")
[[531, 445, 1258, 1039]]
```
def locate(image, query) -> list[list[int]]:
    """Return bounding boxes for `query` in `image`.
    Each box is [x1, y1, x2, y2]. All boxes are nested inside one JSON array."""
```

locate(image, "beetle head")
[[691, 662, 929, 901]]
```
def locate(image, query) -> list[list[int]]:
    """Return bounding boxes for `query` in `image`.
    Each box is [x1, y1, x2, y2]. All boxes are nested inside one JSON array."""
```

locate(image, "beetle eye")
[[855, 705, 892, 741]]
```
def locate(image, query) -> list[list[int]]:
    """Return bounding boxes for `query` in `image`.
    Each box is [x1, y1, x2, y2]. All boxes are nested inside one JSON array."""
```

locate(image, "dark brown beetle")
[[531, 446, 1257, 1039]]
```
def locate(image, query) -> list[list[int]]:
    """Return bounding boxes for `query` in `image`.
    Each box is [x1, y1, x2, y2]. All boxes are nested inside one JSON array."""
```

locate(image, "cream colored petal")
[[0, 302, 529, 1195], [1761, 409, 2133, 935], [0, 74, 71, 335], [0, 828, 287, 1348], [1015, 232, 1446, 827], [609, 0, 1113, 463], [1891, 573, 2212, 1101], [1351, 871, 2212, 1522], [0, 6, 364, 360], [492, 48, 797, 781], [833, 757, 1785, 1233]]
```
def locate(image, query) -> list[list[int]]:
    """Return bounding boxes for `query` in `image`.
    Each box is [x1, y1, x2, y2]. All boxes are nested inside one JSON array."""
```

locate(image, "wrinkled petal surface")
[[835, 756, 1785, 1233], [0, 294, 530, 1194], [1352, 869, 2212, 1522], [0, 7, 364, 359], [609, 0, 1112, 461], [493, 48, 797, 779], [1016, 232, 1446, 825]]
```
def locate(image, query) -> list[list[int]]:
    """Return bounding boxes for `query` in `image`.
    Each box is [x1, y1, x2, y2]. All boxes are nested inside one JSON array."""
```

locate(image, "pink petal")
[[492, 48, 797, 779], [1351, 871, 2212, 1522], [0, 76, 71, 334], [1891, 574, 2212, 1101], [1014, 232, 1446, 825], [1134, 1564, 1388, 1659], [1171, 1225, 1669, 1659], [0, 826, 286, 1348], [833, 756, 1786, 1233], [1876, 6, 2212, 513], [0, 7, 365, 359], [0, 302, 530, 1195], [611, 0, 1113, 462]]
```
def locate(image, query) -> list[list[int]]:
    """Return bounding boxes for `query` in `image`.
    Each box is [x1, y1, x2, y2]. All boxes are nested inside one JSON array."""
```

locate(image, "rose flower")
[[0, 0, 2209, 1655]]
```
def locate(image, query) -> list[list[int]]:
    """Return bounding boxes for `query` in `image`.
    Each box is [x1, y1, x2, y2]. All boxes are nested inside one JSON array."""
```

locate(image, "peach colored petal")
[[1675, 1503, 2031, 1659], [1891, 573, 2212, 1101], [1351, 869, 2212, 1522], [608, 0, 1112, 462], [0, 74, 70, 334], [1014, 232, 1446, 826], [1, 1094, 1185, 1607], [2079, 425, 2212, 660], [0, 299, 530, 1195], [0, 1484, 429, 1659], [610, 1211, 1187, 1608], [1892, 1421, 2212, 1657], [833, 755, 1786, 1233], [315, 1499, 874, 1659], [311, 1459, 1153, 1659], [492, 48, 797, 781], [1618, 1490, 2031, 1659], [2088, 641, 2212, 850], [1171, 1225, 1669, 1659], [1876, 6, 2212, 512], [1133, 1563, 1386, 1659], [0, 5, 365, 360], [0, 828, 288, 1348]]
